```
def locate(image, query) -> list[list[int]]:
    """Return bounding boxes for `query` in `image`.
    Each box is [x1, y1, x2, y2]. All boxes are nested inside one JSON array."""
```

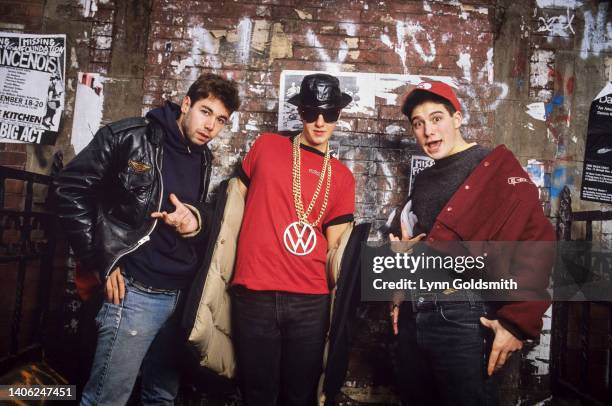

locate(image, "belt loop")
[[409, 290, 418, 313], [466, 290, 479, 309]]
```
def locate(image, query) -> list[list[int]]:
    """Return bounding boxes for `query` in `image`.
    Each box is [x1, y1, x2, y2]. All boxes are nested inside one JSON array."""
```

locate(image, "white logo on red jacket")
[[507, 177, 531, 186]]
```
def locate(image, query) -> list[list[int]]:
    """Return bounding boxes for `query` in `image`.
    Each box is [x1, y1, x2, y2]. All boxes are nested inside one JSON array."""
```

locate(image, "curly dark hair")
[[186, 73, 241, 114]]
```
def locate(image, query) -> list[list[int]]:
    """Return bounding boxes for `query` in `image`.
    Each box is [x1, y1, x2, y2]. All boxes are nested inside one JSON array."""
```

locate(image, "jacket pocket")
[[111, 161, 155, 227], [119, 162, 154, 193]]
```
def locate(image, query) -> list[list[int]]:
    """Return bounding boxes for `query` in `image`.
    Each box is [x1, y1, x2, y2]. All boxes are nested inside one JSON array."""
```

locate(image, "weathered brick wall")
[[0, 0, 44, 172], [142, 1, 501, 404], [1, 0, 611, 404], [143, 0, 498, 233]]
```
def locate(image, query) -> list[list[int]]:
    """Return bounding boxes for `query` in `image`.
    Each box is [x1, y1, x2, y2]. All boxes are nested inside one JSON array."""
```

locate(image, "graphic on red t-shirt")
[[234, 133, 355, 294]]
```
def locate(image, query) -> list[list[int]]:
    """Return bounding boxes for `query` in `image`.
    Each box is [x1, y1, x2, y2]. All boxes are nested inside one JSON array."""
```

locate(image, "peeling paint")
[[79, 0, 98, 18], [605, 57, 612, 82], [189, 26, 220, 54], [580, 2, 612, 59], [381, 20, 437, 73], [385, 124, 405, 135], [294, 9, 312, 20], [0, 22, 25, 30], [171, 57, 194, 74], [71, 72, 105, 154], [536, 0, 582, 8], [339, 22, 357, 37], [245, 119, 259, 131], [526, 102, 547, 121], [70, 47, 79, 69], [545, 95, 564, 117], [249, 85, 265, 95], [530, 50, 555, 88], [485, 48, 494, 84], [269, 23, 292, 65], [524, 308, 552, 375], [526, 159, 546, 187], [95, 36, 112, 49], [456, 53, 472, 80], [460, 4, 489, 15], [399, 21, 436, 63], [306, 29, 348, 72], [230, 112, 240, 133], [237, 18, 253, 64], [251, 20, 271, 53], [345, 37, 359, 49], [380, 34, 393, 49], [348, 50, 360, 60], [336, 120, 352, 131], [176, 25, 222, 77], [551, 165, 574, 198]]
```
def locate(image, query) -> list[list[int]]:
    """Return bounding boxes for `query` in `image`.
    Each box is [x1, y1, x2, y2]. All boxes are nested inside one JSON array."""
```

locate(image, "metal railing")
[[0, 166, 58, 373], [551, 186, 612, 406]]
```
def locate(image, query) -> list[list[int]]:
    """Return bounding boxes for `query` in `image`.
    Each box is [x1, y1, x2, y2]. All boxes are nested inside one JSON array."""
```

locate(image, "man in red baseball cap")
[[385, 81, 555, 405]]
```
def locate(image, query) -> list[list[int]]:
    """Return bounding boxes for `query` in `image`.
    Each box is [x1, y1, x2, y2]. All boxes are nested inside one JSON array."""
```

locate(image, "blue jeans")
[[396, 292, 499, 406], [80, 277, 184, 406], [231, 286, 330, 406]]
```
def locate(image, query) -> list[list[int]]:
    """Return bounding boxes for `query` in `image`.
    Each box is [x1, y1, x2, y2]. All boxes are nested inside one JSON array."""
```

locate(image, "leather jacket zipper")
[[103, 145, 164, 278]]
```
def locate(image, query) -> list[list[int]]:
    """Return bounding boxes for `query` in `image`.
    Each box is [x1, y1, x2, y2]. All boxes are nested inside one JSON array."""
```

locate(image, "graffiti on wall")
[[580, 2, 612, 59], [537, 9, 576, 38]]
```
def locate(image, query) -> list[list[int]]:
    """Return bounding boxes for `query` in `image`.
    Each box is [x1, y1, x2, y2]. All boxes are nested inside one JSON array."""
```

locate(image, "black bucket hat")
[[288, 73, 352, 110]]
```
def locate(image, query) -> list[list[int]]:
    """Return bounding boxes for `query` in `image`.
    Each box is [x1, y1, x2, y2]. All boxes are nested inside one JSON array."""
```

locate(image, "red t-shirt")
[[234, 133, 355, 294]]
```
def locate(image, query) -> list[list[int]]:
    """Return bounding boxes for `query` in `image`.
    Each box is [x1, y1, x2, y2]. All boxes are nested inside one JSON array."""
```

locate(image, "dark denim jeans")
[[396, 292, 499, 406], [231, 286, 330, 406]]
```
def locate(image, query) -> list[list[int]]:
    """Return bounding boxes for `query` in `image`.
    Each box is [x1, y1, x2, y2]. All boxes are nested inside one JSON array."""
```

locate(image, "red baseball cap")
[[401, 81, 462, 117]]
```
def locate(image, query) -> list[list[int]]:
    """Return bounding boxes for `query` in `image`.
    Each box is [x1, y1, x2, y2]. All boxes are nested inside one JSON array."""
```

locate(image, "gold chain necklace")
[[291, 134, 332, 227]]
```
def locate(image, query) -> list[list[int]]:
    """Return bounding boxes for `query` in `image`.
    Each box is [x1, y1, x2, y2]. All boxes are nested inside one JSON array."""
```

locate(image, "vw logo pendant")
[[283, 221, 317, 256]]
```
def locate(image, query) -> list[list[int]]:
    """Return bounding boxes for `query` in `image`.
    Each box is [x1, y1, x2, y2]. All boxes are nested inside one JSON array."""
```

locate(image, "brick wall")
[[142, 1, 502, 404], [1, 0, 611, 404], [143, 0, 498, 232], [0, 0, 44, 172]]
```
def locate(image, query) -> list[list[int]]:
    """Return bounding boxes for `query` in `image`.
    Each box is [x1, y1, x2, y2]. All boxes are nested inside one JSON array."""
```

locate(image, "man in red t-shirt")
[[233, 74, 356, 405]]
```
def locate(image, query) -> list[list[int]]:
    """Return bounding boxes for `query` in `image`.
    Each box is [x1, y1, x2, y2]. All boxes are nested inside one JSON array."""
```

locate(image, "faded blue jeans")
[[80, 277, 184, 406]]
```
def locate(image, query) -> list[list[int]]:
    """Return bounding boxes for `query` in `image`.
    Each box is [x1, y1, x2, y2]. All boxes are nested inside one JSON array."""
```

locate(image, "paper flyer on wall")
[[0, 32, 66, 145], [277, 70, 456, 133], [580, 82, 612, 203], [409, 155, 434, 195]]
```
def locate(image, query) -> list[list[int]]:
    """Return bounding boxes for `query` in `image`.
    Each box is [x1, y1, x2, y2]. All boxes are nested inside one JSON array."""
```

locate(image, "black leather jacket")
[[54, 117, 213, 280]]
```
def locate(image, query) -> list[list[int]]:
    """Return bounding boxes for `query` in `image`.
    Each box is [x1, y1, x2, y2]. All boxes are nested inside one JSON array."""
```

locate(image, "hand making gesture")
[[151, 193, 199, 235]]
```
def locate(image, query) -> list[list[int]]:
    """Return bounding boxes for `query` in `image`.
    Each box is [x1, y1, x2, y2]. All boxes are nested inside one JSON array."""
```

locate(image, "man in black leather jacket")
[[54, 73, 240, 406]]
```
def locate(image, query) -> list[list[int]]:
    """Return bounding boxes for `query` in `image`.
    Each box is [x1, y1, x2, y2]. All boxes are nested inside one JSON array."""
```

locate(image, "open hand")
[[151, 193, 198, 234]]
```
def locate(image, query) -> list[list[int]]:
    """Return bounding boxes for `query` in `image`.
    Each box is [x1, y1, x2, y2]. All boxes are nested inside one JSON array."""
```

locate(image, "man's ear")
[[452, 110, 463, 129], [181, 96, 191, 114]]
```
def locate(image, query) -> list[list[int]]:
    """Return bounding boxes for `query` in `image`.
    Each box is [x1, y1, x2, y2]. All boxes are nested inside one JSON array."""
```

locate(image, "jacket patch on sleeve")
[[507, 176, 531, 186], [128, 160, 152, 173]]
